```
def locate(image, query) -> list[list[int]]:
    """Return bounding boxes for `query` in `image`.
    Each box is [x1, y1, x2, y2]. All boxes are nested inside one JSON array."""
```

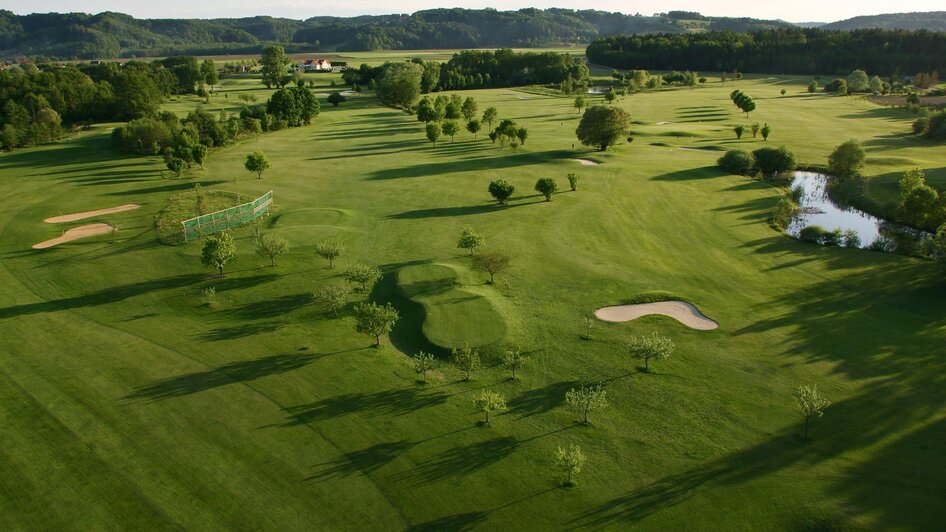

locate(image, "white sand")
[[33, 223, 114, 249], [595, 300, 718, 330], [574, 159, 599, 166], [45, 204, 140, 223], [655, 121, 674, 125]]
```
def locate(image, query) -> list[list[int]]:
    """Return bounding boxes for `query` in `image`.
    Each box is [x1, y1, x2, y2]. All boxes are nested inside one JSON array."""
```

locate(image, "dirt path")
[[44, 204, 140, 224], [33, 223, 114, 249], [595, 300, 718, 330]]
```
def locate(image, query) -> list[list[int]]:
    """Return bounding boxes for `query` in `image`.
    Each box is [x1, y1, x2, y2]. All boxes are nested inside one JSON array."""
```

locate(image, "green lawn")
[[1, 72, 944, 530]]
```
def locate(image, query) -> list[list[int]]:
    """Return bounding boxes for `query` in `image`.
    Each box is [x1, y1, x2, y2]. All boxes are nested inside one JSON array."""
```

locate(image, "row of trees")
[[729, 90, 756, 117], [732, 123, 772, 141], [718, 146, 796, 177]]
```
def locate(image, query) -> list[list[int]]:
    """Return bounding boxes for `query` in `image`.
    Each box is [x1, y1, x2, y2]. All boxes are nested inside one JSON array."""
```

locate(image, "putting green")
[[397, 264, 506, 349]]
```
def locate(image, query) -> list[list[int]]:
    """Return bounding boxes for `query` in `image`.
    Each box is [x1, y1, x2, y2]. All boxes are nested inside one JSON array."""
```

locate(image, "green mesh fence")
[[181, 190, 273, 242]]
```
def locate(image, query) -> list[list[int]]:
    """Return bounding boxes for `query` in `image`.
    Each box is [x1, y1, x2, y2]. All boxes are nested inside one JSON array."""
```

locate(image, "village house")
[[300, 59, 332, 72]]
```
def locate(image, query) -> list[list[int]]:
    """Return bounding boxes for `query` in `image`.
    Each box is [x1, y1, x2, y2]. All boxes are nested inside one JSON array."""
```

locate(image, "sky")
[[4, 0, 943, 23]]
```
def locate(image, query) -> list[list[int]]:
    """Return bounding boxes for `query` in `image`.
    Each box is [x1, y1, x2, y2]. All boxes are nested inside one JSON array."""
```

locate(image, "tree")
[[628, 333, 675, 372], [416, 97, 437, 123], [516, 127, 528, 145], [413, 351, 436, 383], [565, 385, 608, 425], [751, 123, 760, 138], [808, 81, 818, 94], [575, 106, 632, 151], [535, 177, 558, 201], [353, 302, 399, 346], [604, 87, 617, 104], [869, 75, 884, 94], [425, 122, 441, 147], [377, 62, 422, 109], [780, 88, 787, 96], [166, 156, 187, 177], [245, 151, 270, 179], [847, 69, 869, 92], [906, 92, 920, 105], [473, 390, 506, 425], [261, 44, 291, 88], [314, 284, 350, 316], [327, 91, 346, 106], [567, 173, 580, 191], [503, 350, 526, 380], [734, 125, 745, 139], [457, 226, 484, 255], [201, 59, 219, 92], [201, 232, 237, 277], [461, 96, 478, 121], [828, 140, 866, 180], [452, 344, 481, 380], [255, 234, 289, 267], [466, 119, 481, 138], [761, 123, 772, 141], [472, 251, 512, 284], [442, 120, 460, 142], [482, 107, 498, 130], [315, 240, 344, 268], [795, 384, 830, 438], [753, 146, 796, 176], [344, 264, 382, 291], [827, 78, 848, 95], [488, 180, 515, 205], [574, 95, 587, 114], [553, 444, 586, 487]]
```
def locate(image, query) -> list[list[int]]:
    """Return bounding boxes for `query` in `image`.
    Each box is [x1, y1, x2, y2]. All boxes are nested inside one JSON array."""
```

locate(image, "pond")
[[786, 171, 884, 247], [587, 86, 610, 94]]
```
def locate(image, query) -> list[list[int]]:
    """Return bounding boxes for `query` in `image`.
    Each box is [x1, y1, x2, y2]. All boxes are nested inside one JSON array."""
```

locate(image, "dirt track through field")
[[595, 300, 718, 330], [33, 223, 114, 249], [44, 204, 140, 223]]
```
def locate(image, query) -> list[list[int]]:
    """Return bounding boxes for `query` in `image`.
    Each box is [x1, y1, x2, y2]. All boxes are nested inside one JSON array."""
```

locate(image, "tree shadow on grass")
[[506, 380, 581, 419], [277, 387, 450, 425], [125, 353, 317, 401], [649, 165, 725, 181], [366, 150, 572, 180], [390, 436, 520, 486], [386, 199, 543, 220], [305, 440, 417, 481], [369, 262, 446, 357], [198, 321, 286, 341], [222, 293, 313, 321], [406, 512, 488, 532]]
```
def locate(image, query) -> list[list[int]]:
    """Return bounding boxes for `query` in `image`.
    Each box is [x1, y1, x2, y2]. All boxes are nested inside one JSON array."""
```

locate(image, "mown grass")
[[0, 71, 944, 530]]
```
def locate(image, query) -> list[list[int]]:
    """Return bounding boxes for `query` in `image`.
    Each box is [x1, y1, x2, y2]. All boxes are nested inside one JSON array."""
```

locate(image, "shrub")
[[798, 225, 827, 243], [828, 140, 866, 180], [718, 149, 756, 176], [773, 198, 799, 229], [112, 118, 175, 154], [752, 146, 796, 176]]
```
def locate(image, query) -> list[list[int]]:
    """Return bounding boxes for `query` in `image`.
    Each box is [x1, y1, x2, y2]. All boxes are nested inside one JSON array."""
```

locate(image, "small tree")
[[554, 444, 586, 487], [734, 125, 745, 139], [718, 149, 756, 176], [604, 87, 617, 104], [425, 122, 441, 147], [761, 123, 772, 141], [314, 240, 344, 268], [472, 251, 512, 284], [488, 180, 516, 205], [452, 344, 481, 380], [353, 302, 399, 346], [535, 177, 558, 201], [795, 384, 830, 438], [457, 226, 485, 255], [808, 81, 818, 94], [327, 91, 346, 106], [780, 88, 787, 96], [413, 351, 436, 383], [466, 119, 481, 138], [751, 123, 760, 138], [344, 264, 382, 291], [516, 127, 528, 146], [192, 144, 208, 168], [473, 390, 506, 425], [461, 96, 478, 122], [245, 151, 270, 179], [166, 156, 187, 177], [442, 120, 460, 142], [828, 140, 866, 180], [482, 107, 498, 130], [314, 283, 350, 316], [567, 173, 580, 191], [503, 350, 526, 380], [255, 234, 289, 267], [565, 385, 608, 425], [628, 333, 675, 372], [574, 95, 587, 114], [201, 232, 237, 277], [576, 106, 632, 151]]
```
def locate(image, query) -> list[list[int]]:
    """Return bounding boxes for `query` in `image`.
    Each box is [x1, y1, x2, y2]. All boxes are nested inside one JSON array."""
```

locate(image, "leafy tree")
[[327, 91, 346, 106], [201, 232, 237, 277], [869, 75, 884, 94], [452, 344, 481, 380], [244, 151, 270, 179], [906, 92, 920, 105], [780, 88, 787, 96], [314, 284, 350, 316], [201, 59, 219, 91], [565, 385, 608, 425], [574, 95, 587, 114], [516, 127, 528, 145], [466, 119, 481, 138], [847, 69, 869, 92], [482, 107, 498, 130], [761, 123, 772, 141], [751, 123, 760, 138], [795, 384, 830, 438], [473, 390, 506, 425], [604, 87, 617, 104], [377, 62, 422, 109], [628, 333, 675, 372], [413, 351, 436, 383], [503, 350, 526, 380], [575, 106, 632, 151], [442, 120, 460, 142], [191, 144, 208, 168], [472, 251, 512, 284], [753, 146, 796, 176], [261, 44, 291, 88], [255, 234, 289, 267], [567, 173, 580, 191], [315, 240, 344, 268], [488, 179, 516, 205], [344, 264, 382, 291], [353, 302, 399, 346], [457, 226, 485, 255], [425, 122, 441, 147], [445, 101, 462, 121], [461, 96, 479, 121], [734, 125, 745, 139], [808, 81, 818, 93], [554, 444, 586, 487], [416, 97, 437, 123], [826, 78, 848, 95], [535, 177, 558, 201], [828, 140, 866, 180], [166, 156, 187, 177]]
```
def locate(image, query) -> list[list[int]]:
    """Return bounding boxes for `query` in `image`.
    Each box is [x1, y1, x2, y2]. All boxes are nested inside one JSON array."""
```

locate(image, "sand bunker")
[[655, 121, 674, 125], [44, 204, 140, 224], [595, 300, 718, 330], [574, 159, 599, 166], [33, 223, 114, 249]]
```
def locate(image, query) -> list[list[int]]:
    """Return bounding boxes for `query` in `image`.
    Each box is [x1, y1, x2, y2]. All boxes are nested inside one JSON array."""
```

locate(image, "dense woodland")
[[586, 29, 946, 76]]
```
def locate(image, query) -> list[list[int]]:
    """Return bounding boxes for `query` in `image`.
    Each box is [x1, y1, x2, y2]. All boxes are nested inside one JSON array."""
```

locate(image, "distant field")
[[1, 68, 944, 530]]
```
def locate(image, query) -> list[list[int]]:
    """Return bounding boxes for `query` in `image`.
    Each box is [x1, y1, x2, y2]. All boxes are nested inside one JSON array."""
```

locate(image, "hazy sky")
[[4, 0, 942, 23]]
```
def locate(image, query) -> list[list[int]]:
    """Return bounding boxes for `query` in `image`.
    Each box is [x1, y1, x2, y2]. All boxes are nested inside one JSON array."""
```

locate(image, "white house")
[[300, 59, 332, 72]]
